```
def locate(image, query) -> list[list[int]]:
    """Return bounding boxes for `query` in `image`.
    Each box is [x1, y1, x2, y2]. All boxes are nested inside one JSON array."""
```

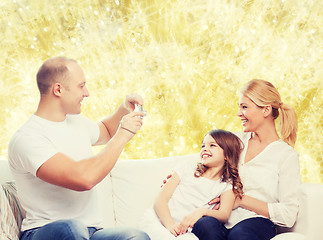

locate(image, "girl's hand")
[[167, 223, 182, 237], [179, 208, 206, 233]]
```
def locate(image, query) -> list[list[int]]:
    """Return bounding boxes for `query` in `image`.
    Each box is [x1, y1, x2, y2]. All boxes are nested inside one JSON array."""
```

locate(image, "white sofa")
[[1, 154, 323, 240]]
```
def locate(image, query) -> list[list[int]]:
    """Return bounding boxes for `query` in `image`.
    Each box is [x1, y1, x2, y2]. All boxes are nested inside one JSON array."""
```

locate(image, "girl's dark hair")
[[194, 129, 244, 198]]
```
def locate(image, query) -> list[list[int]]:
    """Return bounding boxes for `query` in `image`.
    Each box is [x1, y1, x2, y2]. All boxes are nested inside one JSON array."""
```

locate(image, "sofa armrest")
[[276, 183, 323, 240], [295, 183, 323, 240]]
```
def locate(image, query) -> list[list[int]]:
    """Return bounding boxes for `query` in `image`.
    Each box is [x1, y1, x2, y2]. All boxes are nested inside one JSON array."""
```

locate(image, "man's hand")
[[179, 208, 206, 234], [123, 93, 144, 112], [118, 111, 144, 140]]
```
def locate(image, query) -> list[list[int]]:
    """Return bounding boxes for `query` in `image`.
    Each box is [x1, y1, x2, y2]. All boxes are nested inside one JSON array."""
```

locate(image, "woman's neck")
[[251, 120, 280, 145]]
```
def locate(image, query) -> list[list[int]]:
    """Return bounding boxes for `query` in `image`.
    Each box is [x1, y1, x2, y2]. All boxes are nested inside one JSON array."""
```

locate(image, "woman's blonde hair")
[[240, 79, 298, 147]]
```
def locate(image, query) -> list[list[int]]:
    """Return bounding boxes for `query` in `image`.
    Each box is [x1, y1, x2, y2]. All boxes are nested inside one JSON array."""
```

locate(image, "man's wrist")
[[120, 126, 136, 135]]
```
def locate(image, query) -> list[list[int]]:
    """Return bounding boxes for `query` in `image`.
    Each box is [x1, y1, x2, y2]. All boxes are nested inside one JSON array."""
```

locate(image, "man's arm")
[[36, 110, 144, 191], [95, 93, 144, 145]]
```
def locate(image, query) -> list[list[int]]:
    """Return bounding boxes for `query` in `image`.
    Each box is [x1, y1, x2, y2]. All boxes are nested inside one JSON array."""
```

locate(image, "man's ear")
[[263, 105, 272, 118], [52, 83, 62, 96]]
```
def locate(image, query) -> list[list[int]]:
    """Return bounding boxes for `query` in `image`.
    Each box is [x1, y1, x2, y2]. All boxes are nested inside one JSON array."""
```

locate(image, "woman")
[[192, 79, 301, 240]]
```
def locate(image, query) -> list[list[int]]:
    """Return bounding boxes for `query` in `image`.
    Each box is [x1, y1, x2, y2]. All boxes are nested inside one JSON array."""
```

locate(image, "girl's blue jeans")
[[192, 216, 276, 240], [20, 219, 150, 240]]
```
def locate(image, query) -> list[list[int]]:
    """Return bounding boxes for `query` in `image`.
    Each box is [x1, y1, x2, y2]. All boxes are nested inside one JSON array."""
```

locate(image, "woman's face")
[[237, 94, 265, 132], [200, 134, 225, 168]]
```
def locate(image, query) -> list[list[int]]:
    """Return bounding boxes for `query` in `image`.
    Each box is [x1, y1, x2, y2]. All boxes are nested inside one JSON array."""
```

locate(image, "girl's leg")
[[227, 217, 276, 240], [138, 208, 174, 240], [90, 227, 150, 240], [176, 232, 199, 240], [20, 219, 89, 240], [192, 216, 228, 240]]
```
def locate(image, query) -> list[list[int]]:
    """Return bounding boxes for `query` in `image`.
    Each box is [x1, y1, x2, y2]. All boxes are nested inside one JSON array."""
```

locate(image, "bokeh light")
[[0, 0, 322, 183]]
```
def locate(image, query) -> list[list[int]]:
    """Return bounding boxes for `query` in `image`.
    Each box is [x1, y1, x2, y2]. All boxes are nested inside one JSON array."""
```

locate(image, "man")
[[8, 57, 150, 240]]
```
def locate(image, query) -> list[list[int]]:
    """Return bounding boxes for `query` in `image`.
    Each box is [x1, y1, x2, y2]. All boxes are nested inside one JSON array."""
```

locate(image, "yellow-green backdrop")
[[1, 0, 322, 183]]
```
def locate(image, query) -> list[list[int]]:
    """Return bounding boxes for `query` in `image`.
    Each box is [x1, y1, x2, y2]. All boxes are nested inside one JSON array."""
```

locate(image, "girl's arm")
[[180, 189, 235, 232], [153, 172, 181, 236]]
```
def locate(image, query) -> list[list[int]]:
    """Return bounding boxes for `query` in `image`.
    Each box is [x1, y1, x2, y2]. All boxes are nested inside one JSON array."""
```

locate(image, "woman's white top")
[[226, 132, 301, 228]]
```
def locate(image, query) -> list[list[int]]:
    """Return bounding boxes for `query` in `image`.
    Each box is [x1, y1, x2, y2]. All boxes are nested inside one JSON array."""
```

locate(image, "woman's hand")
[[233, 196, 242, 209], [179, 208, 206, 233], [209, 196, 221, 210]]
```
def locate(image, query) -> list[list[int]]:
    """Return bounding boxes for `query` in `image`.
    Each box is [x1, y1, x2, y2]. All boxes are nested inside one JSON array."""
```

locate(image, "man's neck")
[[35, 100, 66, 122]]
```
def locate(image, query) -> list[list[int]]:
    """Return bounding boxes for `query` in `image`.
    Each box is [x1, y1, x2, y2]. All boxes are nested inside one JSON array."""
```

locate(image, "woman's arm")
[[235, 152, 300, 227], [180, 189, 235, 232], [235, 195, 269, 218], [154, 172, 181, 236]]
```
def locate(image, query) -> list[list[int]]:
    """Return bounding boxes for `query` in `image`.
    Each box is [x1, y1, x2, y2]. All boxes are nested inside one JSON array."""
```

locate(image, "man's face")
[[60, 62, 89, 115]]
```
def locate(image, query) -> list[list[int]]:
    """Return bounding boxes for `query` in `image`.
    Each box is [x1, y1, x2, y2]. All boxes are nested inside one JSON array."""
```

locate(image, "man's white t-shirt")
[[8, 114, 101, 231]]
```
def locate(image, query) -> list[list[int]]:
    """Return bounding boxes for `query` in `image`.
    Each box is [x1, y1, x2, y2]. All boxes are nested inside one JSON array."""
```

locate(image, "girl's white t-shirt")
[[169, 160, 232, 224]]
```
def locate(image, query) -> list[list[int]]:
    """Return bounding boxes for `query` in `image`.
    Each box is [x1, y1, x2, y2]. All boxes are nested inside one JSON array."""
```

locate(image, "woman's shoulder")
[[273, 139, 299, 157], [233, 131, 251, 142]]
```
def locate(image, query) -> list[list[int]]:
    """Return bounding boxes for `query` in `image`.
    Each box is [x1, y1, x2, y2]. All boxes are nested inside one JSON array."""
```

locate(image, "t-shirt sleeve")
[[9, 134, 58, 176], [173, 159, 196, 180], [76, 115, 100, 145], [222, 181, 233, 193]]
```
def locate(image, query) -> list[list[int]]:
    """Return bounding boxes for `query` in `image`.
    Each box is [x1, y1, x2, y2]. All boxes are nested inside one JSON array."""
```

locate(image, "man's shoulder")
[[9, 115, 51, 152], [66, 114, 93, 125]]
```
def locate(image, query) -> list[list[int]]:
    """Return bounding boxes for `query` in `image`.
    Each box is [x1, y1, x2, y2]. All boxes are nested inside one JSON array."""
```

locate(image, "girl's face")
[[200, 134, 225, 168], [237, 94, 265, 132]]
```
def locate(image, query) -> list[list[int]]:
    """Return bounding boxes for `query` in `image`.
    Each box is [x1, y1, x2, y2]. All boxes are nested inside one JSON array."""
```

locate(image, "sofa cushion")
[[110, 154, 199, 227], [0, 183, 19, 240], [96, 174, 116, 228], [271, 232, 306, 240], [2, 182, 25, 232]]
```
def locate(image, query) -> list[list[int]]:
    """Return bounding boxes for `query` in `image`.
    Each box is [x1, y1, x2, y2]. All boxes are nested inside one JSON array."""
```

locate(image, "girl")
[[192, 79, 301, 240], [139, 129, 244, 240]]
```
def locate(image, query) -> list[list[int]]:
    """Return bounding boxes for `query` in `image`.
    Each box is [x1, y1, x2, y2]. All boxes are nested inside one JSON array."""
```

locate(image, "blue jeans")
[[192, 216, 276, 240], [20, 219, 150, 240]]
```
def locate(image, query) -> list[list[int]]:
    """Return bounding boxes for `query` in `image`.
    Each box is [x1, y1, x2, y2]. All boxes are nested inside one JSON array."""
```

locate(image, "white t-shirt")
[[169, 160, 232, 223], [8, 114, 101, 231], [226, 132, 301, 228]]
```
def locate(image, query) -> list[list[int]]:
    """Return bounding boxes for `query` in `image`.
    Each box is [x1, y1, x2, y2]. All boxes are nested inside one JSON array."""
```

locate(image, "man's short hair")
[[36, 57, 76, 95]]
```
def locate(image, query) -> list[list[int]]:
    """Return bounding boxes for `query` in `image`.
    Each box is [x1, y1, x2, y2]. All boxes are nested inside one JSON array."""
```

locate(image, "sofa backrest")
[[0, 159, 14, 184], [108, 154, 200, 227]]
